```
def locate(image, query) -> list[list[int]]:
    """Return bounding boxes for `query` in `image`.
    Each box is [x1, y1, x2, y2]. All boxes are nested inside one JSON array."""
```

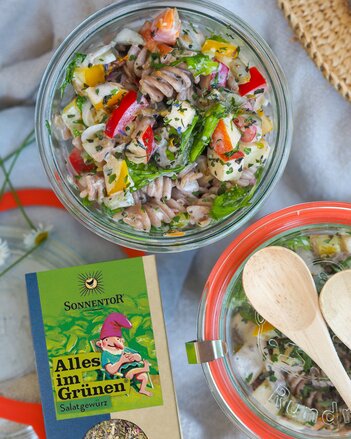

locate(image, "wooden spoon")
[[242, 246, 351, 410], [320, 269, 351, 351]]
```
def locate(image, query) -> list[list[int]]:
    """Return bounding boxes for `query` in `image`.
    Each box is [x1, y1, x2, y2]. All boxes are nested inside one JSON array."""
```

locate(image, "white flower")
[[0, 239, 10, 266], [23, 224, 53, 249]]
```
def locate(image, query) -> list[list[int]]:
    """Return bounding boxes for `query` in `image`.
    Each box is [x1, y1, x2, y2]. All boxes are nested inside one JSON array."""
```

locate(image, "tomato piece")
[[238, 67, 266, 96], [105, 90, 142, 138], [241, 125, 257, 143], [234, 116, 258, 144], [68, 148, 94, 173], [142, 125, 156, 159]]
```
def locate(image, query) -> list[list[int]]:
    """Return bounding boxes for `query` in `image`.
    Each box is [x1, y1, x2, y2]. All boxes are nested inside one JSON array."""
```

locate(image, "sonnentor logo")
[[78, 271, 104, 296]]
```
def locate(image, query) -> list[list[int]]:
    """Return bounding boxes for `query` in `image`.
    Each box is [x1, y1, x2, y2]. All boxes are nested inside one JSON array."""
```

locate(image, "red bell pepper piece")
[[105, 90, 144, 138], [68, 148, 94, 173], [211, 119, 244, 162], [238, 67, 267, 96], [218, 150, 244, 163], [142, 125, 156, 160]]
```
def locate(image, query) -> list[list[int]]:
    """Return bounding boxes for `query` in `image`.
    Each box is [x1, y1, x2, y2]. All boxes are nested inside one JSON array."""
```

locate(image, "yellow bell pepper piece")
[[310, 235, 341, 257], [105, 90, 127, 109], [103, 156, 130, 195], [62, 98, 84, 137], [257, 110, 273, 135], [111, 160, 129, 194], [164, 231, 186, 237], [74, 64, 105, 87], [86, 85, 127, 111], [253, 321, 275, 336], [201, 39, 238, 63]]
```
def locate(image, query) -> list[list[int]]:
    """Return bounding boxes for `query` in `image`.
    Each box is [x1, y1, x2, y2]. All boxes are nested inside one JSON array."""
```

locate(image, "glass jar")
[[195, 202, 351, 438], [35, 0, 292, 252]]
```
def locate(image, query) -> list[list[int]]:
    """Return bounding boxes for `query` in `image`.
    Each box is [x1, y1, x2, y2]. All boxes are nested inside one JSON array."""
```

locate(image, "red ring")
[[0, 188, 145, 257], [202, 202, 351, 438]]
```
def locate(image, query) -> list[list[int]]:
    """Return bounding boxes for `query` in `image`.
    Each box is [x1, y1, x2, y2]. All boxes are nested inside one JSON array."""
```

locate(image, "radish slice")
[[82, 45, 117, 66], [210, 61, 229, 88], [81, 100, 96, 127], [114, 28, 145, 46], [234, 115, 262, 144]]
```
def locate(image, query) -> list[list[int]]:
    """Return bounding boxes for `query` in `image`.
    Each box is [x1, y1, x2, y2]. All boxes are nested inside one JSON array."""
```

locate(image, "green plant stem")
[[0, 243, 42, 278], [0, 159, 35, 229], [0, 151, 21, 198], [0, 129, 35, 164]]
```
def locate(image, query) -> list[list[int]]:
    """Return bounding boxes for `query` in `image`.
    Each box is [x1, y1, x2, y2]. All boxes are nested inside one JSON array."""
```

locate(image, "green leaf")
[[210, 168, 263, 219], [207, 35, 229, 43], [108, 173, 116, 184], [172, 53, 218, 77], [211, 185, 251, 219], [245, 372, 253, 383], [60, 52, 86, 97], [237, 301, 257, 323], [273, 234, 311, 252], [76, 95, 87, 112], [81, 196, 92, 207], [127, 160, 184, 190]]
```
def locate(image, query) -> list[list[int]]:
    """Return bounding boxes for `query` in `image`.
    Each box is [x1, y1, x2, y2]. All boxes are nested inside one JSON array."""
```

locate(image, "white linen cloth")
[[0, 1, 350, 438]]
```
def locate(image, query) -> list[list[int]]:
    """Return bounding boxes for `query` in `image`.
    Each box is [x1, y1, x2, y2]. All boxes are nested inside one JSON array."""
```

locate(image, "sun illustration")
[[78, 271, 104, 296]]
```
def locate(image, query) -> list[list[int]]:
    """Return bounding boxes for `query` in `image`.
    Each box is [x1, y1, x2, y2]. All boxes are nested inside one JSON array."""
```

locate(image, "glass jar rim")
[[198, 201, 351, 438], [35, 0, 292, 252]]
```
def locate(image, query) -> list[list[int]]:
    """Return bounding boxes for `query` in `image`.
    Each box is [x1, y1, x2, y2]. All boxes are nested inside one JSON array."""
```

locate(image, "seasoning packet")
[[25, 256, 181, 439]]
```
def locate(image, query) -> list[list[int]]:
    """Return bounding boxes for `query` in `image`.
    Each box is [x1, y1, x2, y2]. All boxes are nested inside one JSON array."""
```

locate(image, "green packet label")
[[33, 257, 163, 421]]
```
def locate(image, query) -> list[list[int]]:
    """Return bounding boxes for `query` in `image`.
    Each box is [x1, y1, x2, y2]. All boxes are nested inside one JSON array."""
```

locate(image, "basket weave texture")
[[278, 0, 351, 102]]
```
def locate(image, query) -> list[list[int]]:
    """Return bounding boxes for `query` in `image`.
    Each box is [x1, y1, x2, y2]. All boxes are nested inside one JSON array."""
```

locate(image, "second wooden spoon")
[[320, 269, 351, 351], [243, 246, 351, 410]]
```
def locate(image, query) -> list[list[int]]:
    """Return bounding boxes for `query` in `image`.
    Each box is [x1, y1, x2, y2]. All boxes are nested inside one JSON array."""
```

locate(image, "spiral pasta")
[[140, 66, 193, 102], [57, 7, 273, 235]]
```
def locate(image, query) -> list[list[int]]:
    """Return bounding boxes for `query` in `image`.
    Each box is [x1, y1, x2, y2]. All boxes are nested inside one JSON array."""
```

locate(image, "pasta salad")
[[55, 7, 273, 234]]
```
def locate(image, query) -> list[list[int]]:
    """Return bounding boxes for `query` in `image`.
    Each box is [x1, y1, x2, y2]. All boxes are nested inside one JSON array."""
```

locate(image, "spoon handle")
[[288, 313, 351, 410]]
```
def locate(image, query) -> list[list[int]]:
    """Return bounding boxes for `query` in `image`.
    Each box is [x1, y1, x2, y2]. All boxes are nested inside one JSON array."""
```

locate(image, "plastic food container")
[[35, 0, 292, 253], [189, 202, 351, 438]]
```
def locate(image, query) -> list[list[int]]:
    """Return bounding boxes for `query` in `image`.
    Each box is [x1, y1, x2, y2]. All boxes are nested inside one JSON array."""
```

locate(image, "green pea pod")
[[48, 333, 66, 344], [91, 315, 105, 324], [189, 115, 219, 162], [45, 317, 57, 327], [69, 326, 87, 337], [75, 320, 89, 330], [178, 115, 200, 164], [46, 340, 64, 352], [141, 317, 152, 331], [66, 334, 78, 352], [137, 297, 150, 313], [77, 338, 90, 353], [129, 315, 144, 338]]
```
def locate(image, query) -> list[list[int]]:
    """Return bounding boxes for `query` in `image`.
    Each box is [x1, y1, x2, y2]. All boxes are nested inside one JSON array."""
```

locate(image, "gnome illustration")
[[96, 312, 152, 397]]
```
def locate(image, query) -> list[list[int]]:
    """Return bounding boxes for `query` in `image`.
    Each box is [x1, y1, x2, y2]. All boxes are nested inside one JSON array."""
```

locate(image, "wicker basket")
[[278, 0, 351, 102]]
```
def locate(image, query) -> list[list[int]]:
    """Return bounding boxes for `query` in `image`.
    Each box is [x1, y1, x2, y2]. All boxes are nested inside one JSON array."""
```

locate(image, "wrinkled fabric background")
[[0, 1, 350, 438]]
